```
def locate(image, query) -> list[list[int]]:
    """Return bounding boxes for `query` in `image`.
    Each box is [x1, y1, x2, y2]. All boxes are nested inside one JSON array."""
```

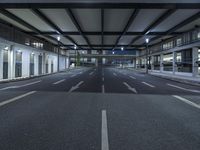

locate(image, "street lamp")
[[145, 38, 149, 74], [57, 36, 61, 72]]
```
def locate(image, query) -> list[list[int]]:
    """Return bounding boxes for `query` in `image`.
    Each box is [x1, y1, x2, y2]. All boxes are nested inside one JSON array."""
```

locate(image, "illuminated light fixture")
[[74, 45, 77, 50], [31, 52, 34, 55], [145, 38, 149, 44], [17, 50, 22, 53], [4, 46, 9, 50], [57, 36, 61, 41], [112, 51, 115, 54], [82, 50, 84, 54], [121, 47, 124, 51]]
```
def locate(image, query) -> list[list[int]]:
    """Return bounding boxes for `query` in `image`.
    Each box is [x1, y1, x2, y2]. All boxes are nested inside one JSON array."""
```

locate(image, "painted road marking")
[[173, 95, 200, 109], [70, 74, 77, 78], [102, 110, 109, 150], [53, 79, 66, 85], [123, 82, 138, 94], [167, 84, 200, 93], [0, 91, 36, 107], [102, 85, 105, 93], [68, 81, 84, 93], [102, 77, 104, 82], [89, 72, 94, 75], [142, 82, 155, 88], [0, 80, 41, 91], [113, 73, 117, 76], [129, 76, 136, 80]]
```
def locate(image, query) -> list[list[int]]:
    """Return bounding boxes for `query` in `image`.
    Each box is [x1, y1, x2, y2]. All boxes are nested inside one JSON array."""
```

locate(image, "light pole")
[[145, 38, 149, 74], [57, 36, 61, 72], [74, 45, 77, 67]]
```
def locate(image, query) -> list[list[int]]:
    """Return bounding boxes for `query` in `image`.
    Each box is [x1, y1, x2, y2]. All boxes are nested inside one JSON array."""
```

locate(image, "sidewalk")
[[126, 67, 200, 86]]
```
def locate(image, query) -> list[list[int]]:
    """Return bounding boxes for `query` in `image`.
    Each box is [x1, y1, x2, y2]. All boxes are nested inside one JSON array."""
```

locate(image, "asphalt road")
[[0, 66, 200, 150]]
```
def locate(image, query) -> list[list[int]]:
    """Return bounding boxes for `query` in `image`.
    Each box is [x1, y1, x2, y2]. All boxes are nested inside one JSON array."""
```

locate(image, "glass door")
[[3, 48, 8, 79], [15, 51, 22, 78], [38, 55, 42, 75], [30, 53, 34, 76]]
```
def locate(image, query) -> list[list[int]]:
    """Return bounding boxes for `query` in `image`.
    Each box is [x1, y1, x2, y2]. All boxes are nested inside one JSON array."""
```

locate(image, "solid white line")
[[142, 82, 155, 88], [102, 85, 105, 93], [123, 82, 138, 94], [173, 95, 200, 109], [53, 79, 66, 85], [167, 84, 200, 93], [0, 80, 41, 91], [0, 91, 36, 107], [102, 77, 104, 82], [102, 110, 109, 150], [129, 76, 136, 80]]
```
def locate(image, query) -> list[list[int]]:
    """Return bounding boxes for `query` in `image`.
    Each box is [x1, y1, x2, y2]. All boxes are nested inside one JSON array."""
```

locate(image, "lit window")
[[176, 38, 182, 46], [198, 32, 200, 39]]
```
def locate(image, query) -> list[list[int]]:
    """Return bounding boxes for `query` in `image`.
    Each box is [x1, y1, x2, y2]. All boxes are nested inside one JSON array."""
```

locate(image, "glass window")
[[176, 38, 182, 46], [176, 52, 182, 62]]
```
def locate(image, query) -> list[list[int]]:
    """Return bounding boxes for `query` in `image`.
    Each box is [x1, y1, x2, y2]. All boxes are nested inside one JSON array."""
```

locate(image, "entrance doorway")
[[3, 48, 8, 79]]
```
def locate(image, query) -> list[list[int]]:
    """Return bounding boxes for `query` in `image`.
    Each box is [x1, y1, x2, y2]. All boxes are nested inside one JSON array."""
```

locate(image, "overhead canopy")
[[0, 1, 199, 50]]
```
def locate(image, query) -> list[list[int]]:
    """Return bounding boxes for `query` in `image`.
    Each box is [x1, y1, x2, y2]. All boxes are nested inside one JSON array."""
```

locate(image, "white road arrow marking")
[[68, 81, 84, 93], [123, 82, 138, 94]]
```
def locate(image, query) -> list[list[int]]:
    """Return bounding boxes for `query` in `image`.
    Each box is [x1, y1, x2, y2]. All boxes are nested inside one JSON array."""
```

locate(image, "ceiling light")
[[145, 38, 149, 44]]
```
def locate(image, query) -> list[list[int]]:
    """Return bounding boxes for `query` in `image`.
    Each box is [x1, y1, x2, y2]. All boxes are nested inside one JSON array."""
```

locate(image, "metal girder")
[[31, 9, 79, 49], [0, 3, 200, 9], [58, 44, 144, 48], [0, 9, 68, 48], [113, 9, 139, 50], [101, 9, 104, 51], [127, 9, 176, 47], [65, 8, 92, 50], [148, 11, 200, 45], [24, 31, 183, 36]]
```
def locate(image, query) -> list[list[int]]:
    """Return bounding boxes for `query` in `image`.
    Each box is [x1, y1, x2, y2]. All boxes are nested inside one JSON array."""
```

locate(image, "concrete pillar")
[[22, 50, 30, 77], [10, 45, 15, 79], [0, 47, 3, 80], [173, 51, 177, 75], [192, 47, 199, 77], [160, 54, 164, 72]]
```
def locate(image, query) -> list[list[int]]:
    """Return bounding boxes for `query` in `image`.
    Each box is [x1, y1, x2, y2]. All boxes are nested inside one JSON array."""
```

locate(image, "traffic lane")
[[104, 68, 134, 93], [114, 69, 200, 95], [75, 67, 102, 93], [114, 68, 200, 95], [2, 67, 92, 92], [103, 94, 200, 150], [0, 67, 88, 89], [0, 91, 31, 103], [0, 92, 101, 150]]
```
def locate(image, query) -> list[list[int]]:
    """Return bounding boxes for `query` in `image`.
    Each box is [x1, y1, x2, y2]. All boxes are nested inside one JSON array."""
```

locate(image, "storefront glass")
[[15, 51, 22, 77]]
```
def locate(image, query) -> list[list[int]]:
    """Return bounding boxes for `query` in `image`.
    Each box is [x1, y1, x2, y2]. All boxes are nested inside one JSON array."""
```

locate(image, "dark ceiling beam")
[[0, 3, 200, 9], [24, 31, 183, 36], [113, 9, 139, 50], [101, 9, 104, 51], [127, 9, 176, 47], [31, 9, 79, 49], [57, 44, 144, 48], [0, 9, 70, 49], [65, 8, 92, 50], [148, 11, 200, 44]]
